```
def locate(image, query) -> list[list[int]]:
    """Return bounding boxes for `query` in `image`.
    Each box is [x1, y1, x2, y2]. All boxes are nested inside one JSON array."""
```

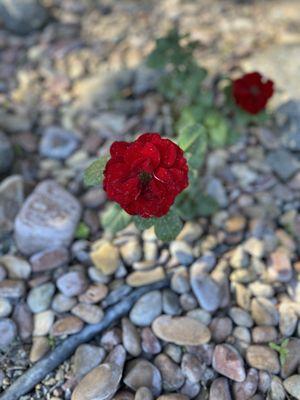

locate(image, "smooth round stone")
[[39, 126, 79, 160], [252, 326, 278, 343], [154, 354, 185, 391], [246, 345, 280, 374], [0, 318, 17, 348], [135, 387, 153, 400], [72, 303, 104, 324], [212, 344, 246, 382], [52, 316, 84, 337], [88, 267, 110, 284], [129, 291, 162, 327], [30, 247, 69, 272], [251, 297, 279, 326], [180, 379, 201, 398], [30, 337, 50, 363], [72, 344, 106, 380], [229, 307, 253, 328], [78, 284, 108, 303], [283, 375, 300, 400], [122, 317, 141, 357], [0, 298, 12, 317], [281, 339, 300, 379], [72, 363, 123, 400], [52, 294, 77, 313], [210, 317, 233, 343], [124, 359, 162, 397], [209, 377, 231, 400], [170, 241, 194, 265], [126, 267, 165, 287], [171, 267, 190, 294], [0, 255, 31, 279], [100, 328, 122, 351], [181, 353, 204, 383], [57, 271, 88, 297], [279, 303, 297, 336], [152, 315, 211, 346], [233, 368, 258, 399], [12, 302, 33, 341], [190, 271, 221, 312], [162, 289, 181, 316], [33, 310, 54, 336], [141, 327, 162, 355], [0, 279, 26, 298], [27, 283, 55, 313], [120, 239, 142, 264]]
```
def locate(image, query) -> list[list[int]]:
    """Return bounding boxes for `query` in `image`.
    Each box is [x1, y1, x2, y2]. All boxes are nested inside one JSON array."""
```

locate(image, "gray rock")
[[251, 297, 279, 326], [281, 338, 300, 379], [282, 131, 300, 152], [0, 131, 13, 174], [0, 298, 12, 317], [154, 354, 185, 391], [129, 291, 162, 327], [124, 359, 162, 397], [0, 280, 26, 298], [39, 126, 79, 160], [30, 247, 69, 272], [0, 255, 31, 279], [209, 377, 231, 400], [141, 327, 162, 355], [135, 387, 154, 400], [267, 149, 300, 181], [162, 289, 181, 316], [191, 271, 221, 312], [181, 353, 204, 384], [210, 317, 233, 343], [122, 317, 141, 357], [57, 271, 88, 297], [233, 368, 258, 400], [12, 302, 33, 341], [0, 318, 17, 349], [0, 0, 48, 35], [52, 293, 77, 313], [170, 241, 194, 265], [72, 344, 106, 380], [0, 175, 23, 236], [246, 345, 280, 374], [206, 177, 228, 207], [229, 307, 253, 328], [15, 180, 81, 255], [27, 282, 55, 313], [283, 375, 300, 400], [270, 376, 285, 400]]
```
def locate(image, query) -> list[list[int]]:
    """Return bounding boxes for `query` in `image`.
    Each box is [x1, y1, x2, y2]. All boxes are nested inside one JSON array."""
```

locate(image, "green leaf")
[[100, 203, 132, 235], [154, 209, 183, 241], [197, 194, 219, 216], [75, 222, 90, 239], [269, 340, 290, 366], [205, 112, 229, 148], [133, 216, 155, 231], [84, 156, 109, 187]]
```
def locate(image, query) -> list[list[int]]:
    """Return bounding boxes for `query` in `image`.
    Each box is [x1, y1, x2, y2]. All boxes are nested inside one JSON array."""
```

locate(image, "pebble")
[[15, 180, 81, 255], [162, 289, 181, 315], [156, 396, 188, 400], [30, 247, 69, 272], [177, 222, 203, 242], [0, 255, 31, 279], [251, 297, 279, 326], [0, 298, 12, 317], [229, 307, 253, 328], [121, 317, 141, 357], [52, 294, 77, 313], [27, 282, 55, 313], [141, 327, 162, 354], [0, 175, 23, 234], [126, 267, 165, 287], [124, 359, 162, 396], [212, 344, 246, 382], [252, 326, 278, 343], [171, 267, 190, 294], [0, 279, 26, 298], [72, 344, 106, 380], [39, 126, 79, 160], [12, 302, 33, 341], [120, 239, 142, 264], [72, 362, 123, 400], [30, 337, 50, 363], [243, 237, 265, 258], [129, 290, 162, 327], [181, 353, 204, 383], [155, 353, 185, 391], [270, 376, 285, 400], [187, 308, 212, 325], [281, 338, 300, 379], [135, 387, 154, 400], [72, 303, 104, 324], [100, 328, 122, 350], [0, 318, 17, 349], [170, 241, 194, 265], [283, 375, 300, 400], [152, 315, 211, 345], [267, 149, 300, 181], [52, 316, 84, 337], [180, 379, 201, 398], [210, 317, 233, 343], [233, 368, 258, 400], [279, 303, 297, 336], [79, 283, 108, 304], [0, 266, 7, 281], [90, 241, 120, 275], [57, 271, 88, 297], [246, 345, 280, 374], [268, 249, 292, 282], [33, 310, 55, 336], [191, 271, 221, 312], [209, 377, 231, 400]]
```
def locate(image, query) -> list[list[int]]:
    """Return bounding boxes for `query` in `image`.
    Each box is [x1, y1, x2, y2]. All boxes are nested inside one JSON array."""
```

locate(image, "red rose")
[[103, 133, 189, 218], [232, 72, 274, 115]]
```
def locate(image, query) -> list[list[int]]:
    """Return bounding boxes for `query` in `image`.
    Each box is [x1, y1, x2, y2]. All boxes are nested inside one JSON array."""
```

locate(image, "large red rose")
[[232, 72, 274, 115], [103, 133, 189, 218]]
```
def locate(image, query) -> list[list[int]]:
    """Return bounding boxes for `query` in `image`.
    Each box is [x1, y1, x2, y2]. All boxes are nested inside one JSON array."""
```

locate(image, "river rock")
[[27, 282, 55, 313], [72, 344, 106, 380], [15, 180, 81, 255], [212, 344, 246, 382], [30, 337, 50, 363], [209, 377, 232, 400], [72, 303, 104, 324], [57, 271, 88, 297], [0, 175, 23, 235], [0, 318, 17, 349], [246, 345, 280, 374], [39, 126, 79, 160], [152, 315, 211, 345], [0, 298, 12, 317], [72, 362, 123, 400], [90, 241, 120, 275], [52, 316, 84, 336], [124, 359, 162, 396], [0, 280, 25, 298], [126, 267, 165, 287], [0, 255, 31, 279], [129, 291, 162, 327], [121, 317, 141, 357], [154, 353, 185, 391], [30, 247, 69, 272], [283, 375, 300, 400]]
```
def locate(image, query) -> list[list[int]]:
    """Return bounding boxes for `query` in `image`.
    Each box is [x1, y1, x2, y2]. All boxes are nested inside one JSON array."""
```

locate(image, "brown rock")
[[152, 316, 211, 346], [154, 354, 185, 391], [79, 283, 108, 303], [126, 267, 165, 287], [209, 377, 231, 400], [72, 303, 104, 324], [212, 344, 246, 382], [124, 359, 162, 396], [30, 247, 69, 272], [30, 337, 50, 363], [0, 279, 26, 298], [246, 346, 280, 374], [52, 316, 84, 336]]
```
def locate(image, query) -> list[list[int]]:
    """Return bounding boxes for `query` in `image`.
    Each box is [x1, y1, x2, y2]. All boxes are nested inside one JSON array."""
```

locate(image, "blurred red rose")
[[103, 133, 189, 218], [232, 72, 274, 115]]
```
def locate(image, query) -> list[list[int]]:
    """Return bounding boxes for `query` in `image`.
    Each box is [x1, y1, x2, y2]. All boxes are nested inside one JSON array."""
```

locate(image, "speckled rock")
[[15, 180, 81, 255], [27, 282, 55, 313], [72, 303, 104, 324], [212, 344, 246, 382], [124, 359, 162, 396], [246, 345, 280, 374], [154, 354, 185, 391], [52, 316, 84, 336], [57, 271, 88, 297], [209, 377, 231, 400]]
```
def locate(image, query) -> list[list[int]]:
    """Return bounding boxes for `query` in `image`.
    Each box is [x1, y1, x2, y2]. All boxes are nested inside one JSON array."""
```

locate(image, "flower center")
[[250, 86, 260, 96], [139, 171, 152, 185]]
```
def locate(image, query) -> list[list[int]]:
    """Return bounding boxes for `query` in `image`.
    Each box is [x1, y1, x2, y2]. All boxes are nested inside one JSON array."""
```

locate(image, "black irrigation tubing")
[[0, 279, 169, 400]]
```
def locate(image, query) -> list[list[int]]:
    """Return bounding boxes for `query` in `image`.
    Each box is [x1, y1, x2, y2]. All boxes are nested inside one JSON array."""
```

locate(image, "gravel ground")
[[1, 1, 300, 399]]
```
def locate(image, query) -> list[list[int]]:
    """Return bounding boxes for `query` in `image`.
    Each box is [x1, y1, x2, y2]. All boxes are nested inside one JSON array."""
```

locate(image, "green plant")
[[269, 339, 290, 366]]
